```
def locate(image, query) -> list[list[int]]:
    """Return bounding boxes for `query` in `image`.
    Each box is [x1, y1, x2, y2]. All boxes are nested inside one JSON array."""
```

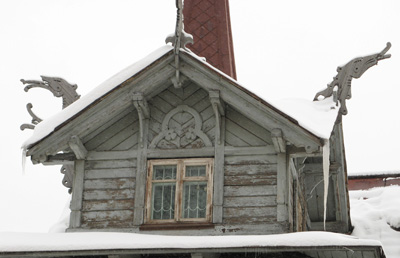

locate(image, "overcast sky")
[[1, 0, 399, 232]]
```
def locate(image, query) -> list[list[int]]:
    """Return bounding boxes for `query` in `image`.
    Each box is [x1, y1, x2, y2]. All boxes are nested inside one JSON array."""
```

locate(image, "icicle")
[[322, 138, 330, 230], [21, 147, 27, 175]]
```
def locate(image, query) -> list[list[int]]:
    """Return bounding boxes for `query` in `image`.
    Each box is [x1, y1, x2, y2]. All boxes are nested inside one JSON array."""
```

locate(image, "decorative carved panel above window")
[[149, 105, 212, 149]]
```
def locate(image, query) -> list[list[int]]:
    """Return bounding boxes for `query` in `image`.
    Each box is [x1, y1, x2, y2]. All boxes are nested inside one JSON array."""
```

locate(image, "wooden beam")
[[271, 128, 286, 153], [69, 160, 85, 229], [68, 135, 87, 160]]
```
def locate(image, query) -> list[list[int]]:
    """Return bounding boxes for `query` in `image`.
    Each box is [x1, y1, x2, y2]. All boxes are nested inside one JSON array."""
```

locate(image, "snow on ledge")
[[0, 231, 382, 253]]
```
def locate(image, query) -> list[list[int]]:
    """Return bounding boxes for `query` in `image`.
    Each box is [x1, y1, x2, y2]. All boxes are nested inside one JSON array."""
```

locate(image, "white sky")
[[0, 0, 399, 232]]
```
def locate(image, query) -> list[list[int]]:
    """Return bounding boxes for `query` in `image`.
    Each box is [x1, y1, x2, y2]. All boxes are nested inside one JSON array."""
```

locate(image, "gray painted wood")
[[133, 118, 148, 226], [213, 111, 225, 223], [83, 189, 135, 200], [224, 196, 276, 207], [82, 199, 134, 211], [179, 55, 322, 153], [277, 153, 288, 222], [84, 178, 135, 190], [85, 159, 136, 170], [69, 160, 85, 229], [28, 56, 175, 161], [224, 185, 277, 197], [85, 168, 135, 179], [223, 207, 277, 218]]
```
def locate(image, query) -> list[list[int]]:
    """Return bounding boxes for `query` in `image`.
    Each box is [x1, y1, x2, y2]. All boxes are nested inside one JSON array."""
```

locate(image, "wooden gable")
[[23, 46, 350, 235]]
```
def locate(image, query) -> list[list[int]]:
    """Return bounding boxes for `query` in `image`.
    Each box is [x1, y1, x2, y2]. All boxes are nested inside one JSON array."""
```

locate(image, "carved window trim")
[[145, 158, 214, 224]]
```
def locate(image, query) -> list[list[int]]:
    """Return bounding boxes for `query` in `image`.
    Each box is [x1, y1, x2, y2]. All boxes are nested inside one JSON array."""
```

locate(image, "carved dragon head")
[[345, 42, 391, 79]]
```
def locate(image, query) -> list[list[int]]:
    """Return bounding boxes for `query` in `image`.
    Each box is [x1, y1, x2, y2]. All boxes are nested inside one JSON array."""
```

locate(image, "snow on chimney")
[[183, 0, 237, 80]]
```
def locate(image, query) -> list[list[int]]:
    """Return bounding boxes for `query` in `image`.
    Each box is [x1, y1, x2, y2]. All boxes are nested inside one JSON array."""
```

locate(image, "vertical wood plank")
[[69, 160, 85, 228], [213, 116, 225, 223], [276, 153, 288, 222], [133, 118, 148, 225]]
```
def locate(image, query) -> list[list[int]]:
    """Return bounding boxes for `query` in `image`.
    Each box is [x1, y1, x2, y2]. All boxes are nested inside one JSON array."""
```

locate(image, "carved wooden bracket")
[[150, 105, 212, 149], [61, 164, 74, 194], [132, 92, 150, 148], [209, 90, 225, 145], [68, 135, 87, 160], [271, 128, 286, 153]]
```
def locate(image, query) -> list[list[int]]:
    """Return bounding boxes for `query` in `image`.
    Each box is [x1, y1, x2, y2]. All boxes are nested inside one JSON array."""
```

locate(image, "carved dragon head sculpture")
[[314, 42, 391, 118]]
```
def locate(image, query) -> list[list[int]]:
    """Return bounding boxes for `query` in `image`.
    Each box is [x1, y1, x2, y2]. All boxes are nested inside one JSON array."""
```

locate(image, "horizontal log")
[[224, 146, 276, 156], [223, 216, 277, 224], [224, 164, 277, 176], [224, 175, 277, 186], [81, 219, 134, 229], [85, 159, 136, 170], [82, 210, 133, 222], [224, 196, 276, 207], [224, 155, 277, 165], [87, 151, 137, 160], [85, 168, 136, 179], [83, 189, 134, 200], [84, 178, 135, 190], [82, 199, 134, 211], [224, 185, 277, 197], [223, 207, 277, 218]]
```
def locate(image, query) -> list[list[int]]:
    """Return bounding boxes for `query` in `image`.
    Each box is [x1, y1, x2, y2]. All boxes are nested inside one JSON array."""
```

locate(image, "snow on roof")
[[0, 231, 382, 253], [350, 185, 400, 258], [271, 97, 339, 139], [22, 45, 339, 150], [22, 45, 174, 149]]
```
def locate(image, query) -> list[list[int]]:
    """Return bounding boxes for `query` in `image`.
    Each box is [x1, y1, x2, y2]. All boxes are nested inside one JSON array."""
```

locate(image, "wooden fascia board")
[[179, 52, 324, 152], [27, 52, 175, 160]]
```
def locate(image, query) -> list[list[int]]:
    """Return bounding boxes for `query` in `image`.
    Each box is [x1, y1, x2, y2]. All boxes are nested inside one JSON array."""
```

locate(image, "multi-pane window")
[[145, 158, 213, 223]]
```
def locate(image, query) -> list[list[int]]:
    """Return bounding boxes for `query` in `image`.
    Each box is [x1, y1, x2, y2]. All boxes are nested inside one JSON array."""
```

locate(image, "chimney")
[[183, 0, 237, 80]]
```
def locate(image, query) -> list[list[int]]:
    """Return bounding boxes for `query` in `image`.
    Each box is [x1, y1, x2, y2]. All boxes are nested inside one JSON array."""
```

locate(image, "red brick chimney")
[[183, 0, 237, 80]]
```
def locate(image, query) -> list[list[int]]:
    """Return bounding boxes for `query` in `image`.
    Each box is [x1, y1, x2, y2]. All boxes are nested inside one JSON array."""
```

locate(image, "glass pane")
[[153, 165, 177, 180], [185, 165, 206, 177], [182, 182, 207, 218], [151, 183, 176, 220]]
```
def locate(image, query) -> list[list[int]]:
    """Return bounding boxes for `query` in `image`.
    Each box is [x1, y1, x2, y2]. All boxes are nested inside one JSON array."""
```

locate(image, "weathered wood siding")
[[83, 108, 139, 151], [303, 169, 336, 222], [81, 159, 136, 229], [223, 153, 278, 226], [225, 106, 272, 147]]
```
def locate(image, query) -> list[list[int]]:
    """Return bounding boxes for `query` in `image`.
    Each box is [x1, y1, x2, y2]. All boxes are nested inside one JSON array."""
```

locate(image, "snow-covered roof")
[[0, 231, 382, 253], [22, 44, 339, 150], [350, 185, 400, 258]]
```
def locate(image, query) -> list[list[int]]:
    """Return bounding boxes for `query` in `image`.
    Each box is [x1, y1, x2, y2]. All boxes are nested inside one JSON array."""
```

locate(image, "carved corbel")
[[68, 135, 87, 160], [132, 92, 150, 148], [271, 128, 286, 153], [209, 90, 225, 145]]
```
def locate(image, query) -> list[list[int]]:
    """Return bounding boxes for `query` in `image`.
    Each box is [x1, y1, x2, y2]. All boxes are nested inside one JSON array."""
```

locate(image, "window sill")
[[139, 222, 214, 231]]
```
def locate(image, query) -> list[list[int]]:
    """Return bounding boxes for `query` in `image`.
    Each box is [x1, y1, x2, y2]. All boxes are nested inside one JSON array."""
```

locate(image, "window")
[[145, 158, 213, 223]]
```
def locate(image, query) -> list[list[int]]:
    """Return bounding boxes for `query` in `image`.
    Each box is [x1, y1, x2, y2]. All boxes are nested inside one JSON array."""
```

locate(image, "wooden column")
[[69, 160, 85, 229]]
